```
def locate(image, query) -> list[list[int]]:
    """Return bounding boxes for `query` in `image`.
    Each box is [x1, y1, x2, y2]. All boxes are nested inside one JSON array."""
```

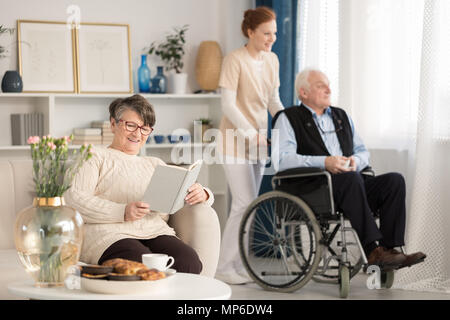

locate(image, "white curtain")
[[298, 0, 340, 104], [394, 0, 450, 293], [298, 0, 450, 293]]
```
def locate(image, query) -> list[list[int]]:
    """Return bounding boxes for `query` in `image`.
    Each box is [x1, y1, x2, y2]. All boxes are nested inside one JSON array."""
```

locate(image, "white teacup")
[[142, 253, 175, 271]]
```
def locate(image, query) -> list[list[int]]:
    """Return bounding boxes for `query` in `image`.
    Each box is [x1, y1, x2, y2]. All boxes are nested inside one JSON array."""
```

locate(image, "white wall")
[[0, 0, 252, 92]]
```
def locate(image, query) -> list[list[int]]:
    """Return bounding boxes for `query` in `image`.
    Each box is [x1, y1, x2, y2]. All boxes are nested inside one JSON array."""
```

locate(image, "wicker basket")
[[195, 41, 223, 91]]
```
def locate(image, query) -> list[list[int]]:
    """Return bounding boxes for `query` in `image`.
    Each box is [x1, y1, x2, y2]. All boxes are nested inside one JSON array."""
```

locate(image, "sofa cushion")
[[11, 160, 35, 214], [0, 162, 17, 250]]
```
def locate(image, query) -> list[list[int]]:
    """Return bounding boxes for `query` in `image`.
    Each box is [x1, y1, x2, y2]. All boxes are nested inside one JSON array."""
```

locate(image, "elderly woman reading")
[[65, 94, 215, 274]]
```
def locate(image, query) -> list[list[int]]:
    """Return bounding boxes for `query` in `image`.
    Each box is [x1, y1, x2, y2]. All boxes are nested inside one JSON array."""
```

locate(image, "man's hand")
[[124, 201, 150, 221], [348, 156, 357, 171], [185, 183, 209, 205], [325, 156, 356, 174]]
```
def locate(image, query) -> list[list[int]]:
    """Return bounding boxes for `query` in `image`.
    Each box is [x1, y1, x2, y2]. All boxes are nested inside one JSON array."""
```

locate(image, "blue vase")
[[138, 55, 151, 93], [1, 71, 23, 92], [150, 66, 167, 94]]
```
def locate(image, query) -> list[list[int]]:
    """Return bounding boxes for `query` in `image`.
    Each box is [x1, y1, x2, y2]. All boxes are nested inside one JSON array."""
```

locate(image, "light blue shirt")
[[272, 104, 370, 172]]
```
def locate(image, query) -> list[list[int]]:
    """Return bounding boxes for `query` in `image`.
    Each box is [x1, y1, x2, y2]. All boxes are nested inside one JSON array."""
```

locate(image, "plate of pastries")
[[79, 258, 176, 294]]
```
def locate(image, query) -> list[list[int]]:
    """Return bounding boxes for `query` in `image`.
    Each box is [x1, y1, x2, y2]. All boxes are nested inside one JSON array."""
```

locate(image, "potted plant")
[[147, 25, 189, 94]]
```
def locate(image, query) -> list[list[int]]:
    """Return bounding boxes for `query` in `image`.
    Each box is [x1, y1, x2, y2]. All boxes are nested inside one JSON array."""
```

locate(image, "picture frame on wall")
[[76, 23, 132, 93], [17, 20, 77, 93]]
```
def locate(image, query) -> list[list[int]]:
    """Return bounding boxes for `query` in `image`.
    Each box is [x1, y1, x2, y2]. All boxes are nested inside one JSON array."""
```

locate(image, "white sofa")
[[0, 159, 221, 299]]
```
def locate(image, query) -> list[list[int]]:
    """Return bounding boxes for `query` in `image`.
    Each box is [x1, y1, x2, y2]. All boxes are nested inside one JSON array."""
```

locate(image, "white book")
[[91, 120, 111, 128], [73, 128, 102, 135], [143, 160, 203, 214]]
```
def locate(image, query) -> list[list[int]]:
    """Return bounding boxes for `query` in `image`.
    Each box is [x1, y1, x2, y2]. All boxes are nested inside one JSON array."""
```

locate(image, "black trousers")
[[331, 171, 406, 248], [97, 235, 203, 274]]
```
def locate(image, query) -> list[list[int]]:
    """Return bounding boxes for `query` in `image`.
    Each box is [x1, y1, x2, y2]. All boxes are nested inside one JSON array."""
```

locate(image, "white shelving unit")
[[0, 92, 229, 224]]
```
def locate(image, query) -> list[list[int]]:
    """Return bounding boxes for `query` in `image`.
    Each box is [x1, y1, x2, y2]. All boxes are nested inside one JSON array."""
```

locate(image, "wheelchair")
[[238, 166, 395, 298]]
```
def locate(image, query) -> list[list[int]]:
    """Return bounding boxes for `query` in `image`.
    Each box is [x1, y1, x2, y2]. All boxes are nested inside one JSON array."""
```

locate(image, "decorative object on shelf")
[[17, 20, 77, 93], [150, 66, 167, 93], [76, 23, 132, 94], [167, 134, 179, 144], [1, 70, 23, 92], [169, 72, 188, 94], [154, 135, 165, 144], [147, 25, 189, 94], [180, 134, 190, 143], [195, 41, 222, 92], [138, 54, 151, 93], [14, 135, 92, 287]]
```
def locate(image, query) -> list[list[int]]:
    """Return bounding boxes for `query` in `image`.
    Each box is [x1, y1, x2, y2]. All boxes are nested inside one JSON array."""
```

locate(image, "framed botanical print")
[[17, 20, 77, 93], [76, 23, 132, 93]]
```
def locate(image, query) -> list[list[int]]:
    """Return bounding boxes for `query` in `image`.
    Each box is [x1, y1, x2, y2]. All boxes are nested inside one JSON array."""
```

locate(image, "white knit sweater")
[[65, 146, 214, 264]]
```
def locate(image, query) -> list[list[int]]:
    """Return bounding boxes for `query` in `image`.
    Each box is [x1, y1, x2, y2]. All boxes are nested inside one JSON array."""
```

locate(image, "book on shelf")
[[73, 128, 102, 136], [11, 114, 24, 145], [91, 120, 111, 129], [11, 113, 44, 145], [142, 160, 203, 214], [72, 136, 102, 145]]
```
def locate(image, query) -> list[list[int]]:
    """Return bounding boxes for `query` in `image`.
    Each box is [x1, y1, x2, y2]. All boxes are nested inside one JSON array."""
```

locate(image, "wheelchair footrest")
[[261, 271, 303, 276], [337, 241, 358, 247]]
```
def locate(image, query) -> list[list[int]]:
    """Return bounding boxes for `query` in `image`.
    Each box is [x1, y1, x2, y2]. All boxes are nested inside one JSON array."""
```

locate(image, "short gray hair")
[[294, 68, 324, 98]]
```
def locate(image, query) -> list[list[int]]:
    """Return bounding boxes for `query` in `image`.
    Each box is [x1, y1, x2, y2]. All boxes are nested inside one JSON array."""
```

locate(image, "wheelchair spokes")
[[239, 191, 323, 292]]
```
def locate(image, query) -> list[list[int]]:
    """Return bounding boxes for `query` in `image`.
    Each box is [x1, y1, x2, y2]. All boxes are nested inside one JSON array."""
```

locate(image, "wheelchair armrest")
[[361, 166, 375, 177], [271, 167, 332, 189]]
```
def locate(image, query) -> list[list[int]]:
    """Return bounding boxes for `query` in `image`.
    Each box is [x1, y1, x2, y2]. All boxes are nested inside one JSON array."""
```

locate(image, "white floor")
[[227, 273, 450, 300]]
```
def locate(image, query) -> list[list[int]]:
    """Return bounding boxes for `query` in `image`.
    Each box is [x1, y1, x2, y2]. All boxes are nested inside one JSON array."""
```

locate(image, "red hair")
[[241, 6, 276, 38]]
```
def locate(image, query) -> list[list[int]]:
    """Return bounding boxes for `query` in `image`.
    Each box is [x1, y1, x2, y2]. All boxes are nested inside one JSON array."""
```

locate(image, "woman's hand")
[[124, 201, 150, 221], [185, 183, 209, 205]]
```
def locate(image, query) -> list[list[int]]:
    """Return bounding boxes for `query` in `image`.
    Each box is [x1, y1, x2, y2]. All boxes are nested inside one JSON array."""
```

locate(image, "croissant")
[[101, 258, 147, 275]]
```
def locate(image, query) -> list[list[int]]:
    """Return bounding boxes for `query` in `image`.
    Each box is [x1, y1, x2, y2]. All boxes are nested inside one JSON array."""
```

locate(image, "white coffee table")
[[8, 273, 231, 300]]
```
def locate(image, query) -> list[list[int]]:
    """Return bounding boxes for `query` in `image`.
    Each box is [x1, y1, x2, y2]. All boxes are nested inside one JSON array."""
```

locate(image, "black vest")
[[272, 104, 353, 157]]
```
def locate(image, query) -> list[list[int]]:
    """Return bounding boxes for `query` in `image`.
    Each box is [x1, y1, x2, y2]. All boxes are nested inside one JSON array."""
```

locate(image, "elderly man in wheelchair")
[[237, 68, 426, 298]]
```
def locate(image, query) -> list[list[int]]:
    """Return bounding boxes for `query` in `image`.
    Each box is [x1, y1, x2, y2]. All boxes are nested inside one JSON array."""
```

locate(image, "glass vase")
[[150, 66, 167, 94], [14, 197, 83, 287], [138, 54, 151, 93]]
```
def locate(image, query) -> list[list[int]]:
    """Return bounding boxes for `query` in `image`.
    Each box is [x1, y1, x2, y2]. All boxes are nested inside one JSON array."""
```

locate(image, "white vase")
[[169, 73, 188, 94]]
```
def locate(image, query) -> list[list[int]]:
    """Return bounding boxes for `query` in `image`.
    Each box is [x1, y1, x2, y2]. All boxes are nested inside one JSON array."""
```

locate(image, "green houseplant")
[[147, 25, 189, 94], [147, 24, 189, 74], [14, 135, 93, 287]]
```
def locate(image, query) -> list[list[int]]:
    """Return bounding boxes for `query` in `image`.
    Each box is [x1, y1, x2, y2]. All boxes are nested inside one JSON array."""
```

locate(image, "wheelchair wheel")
[[338, 264, 350, 298], [239, 191, 323, 293], [380, 270, 394, 289], [312, 220, 363, 284]]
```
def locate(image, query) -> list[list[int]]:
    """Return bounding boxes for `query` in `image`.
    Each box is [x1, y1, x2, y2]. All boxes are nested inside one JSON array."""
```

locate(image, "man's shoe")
[[387, 249, 427, 268], [367, 246, 406, 270]]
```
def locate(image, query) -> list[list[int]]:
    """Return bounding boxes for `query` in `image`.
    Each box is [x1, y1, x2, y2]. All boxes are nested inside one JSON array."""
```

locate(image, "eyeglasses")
[[117, 119, 153, 136]]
